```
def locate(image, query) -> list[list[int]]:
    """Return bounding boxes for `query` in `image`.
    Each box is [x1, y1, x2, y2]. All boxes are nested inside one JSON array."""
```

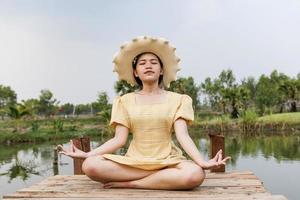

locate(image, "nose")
[[144, 62, 153, 69]]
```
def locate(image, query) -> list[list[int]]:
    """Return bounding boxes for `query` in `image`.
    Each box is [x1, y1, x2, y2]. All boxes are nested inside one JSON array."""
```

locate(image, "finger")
[[215, 150, 223, 162], [69, 140, 73, 152], [220, 157, 231, 165], [56, 145, 67, 152], [71, 140, 77, 152], [213, 150, 222, 161], [223, 156, 231, 162], [58, 151, 69, 156], [217, 151, 223, 163], [70, 140, 80, 152]]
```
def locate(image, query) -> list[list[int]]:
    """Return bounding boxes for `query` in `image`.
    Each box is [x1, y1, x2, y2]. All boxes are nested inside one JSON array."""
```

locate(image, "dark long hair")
[[132, 52, 164, 87]]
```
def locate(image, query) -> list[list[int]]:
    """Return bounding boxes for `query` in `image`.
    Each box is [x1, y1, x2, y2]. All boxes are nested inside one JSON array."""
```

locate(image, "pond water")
[[0, 132, 299, 200]]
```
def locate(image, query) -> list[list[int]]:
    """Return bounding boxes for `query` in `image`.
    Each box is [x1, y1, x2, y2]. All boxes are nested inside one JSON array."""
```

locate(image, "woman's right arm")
[[86, 125, 129, 157], [58, 124, 129, 159]]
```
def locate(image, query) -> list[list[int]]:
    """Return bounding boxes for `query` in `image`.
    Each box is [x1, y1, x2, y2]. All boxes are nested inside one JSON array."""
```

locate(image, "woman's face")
[[134, 53, 163, 85]]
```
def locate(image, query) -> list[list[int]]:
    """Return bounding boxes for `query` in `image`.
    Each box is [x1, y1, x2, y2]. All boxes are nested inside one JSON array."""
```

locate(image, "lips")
[[144, 71, 155, 74]]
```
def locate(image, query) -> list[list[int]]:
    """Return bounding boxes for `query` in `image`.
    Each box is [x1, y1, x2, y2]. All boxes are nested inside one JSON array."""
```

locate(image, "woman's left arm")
[[174, 118, 230, 169]]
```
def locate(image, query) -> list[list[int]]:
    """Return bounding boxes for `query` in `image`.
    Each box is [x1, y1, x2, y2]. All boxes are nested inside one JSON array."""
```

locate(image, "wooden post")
[[53, 148, 59, 175], [72, 137, 91, 175], [209, 134, 225, 172]]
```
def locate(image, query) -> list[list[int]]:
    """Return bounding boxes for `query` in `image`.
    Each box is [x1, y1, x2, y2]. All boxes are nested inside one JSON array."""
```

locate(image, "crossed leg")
[[82, 156, 158, 183], [82, 156, 205, 190]]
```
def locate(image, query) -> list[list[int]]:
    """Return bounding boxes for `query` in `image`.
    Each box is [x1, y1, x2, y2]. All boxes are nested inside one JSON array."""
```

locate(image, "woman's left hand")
[[199, 149, 231, 170]]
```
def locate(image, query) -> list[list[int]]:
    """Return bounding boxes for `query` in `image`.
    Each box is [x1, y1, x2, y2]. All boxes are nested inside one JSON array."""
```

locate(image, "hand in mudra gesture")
[[201, 149, 231, 170], [56, 140, 88, 159]]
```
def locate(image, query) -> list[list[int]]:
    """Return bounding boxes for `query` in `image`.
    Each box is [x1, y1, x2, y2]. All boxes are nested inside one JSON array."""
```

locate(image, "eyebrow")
[[138, 58, 158, 62]]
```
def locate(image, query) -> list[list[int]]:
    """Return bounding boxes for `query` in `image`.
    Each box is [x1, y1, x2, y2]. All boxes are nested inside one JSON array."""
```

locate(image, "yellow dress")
[[102, 91, 194, 170]]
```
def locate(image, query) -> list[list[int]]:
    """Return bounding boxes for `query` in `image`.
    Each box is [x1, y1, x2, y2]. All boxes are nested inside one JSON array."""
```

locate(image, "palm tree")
[[279, 79, 300, 112], [7, 104, 30, 132]]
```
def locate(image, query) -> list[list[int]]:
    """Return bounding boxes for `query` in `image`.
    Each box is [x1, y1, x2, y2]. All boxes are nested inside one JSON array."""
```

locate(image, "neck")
[[140, 82, 162, 94]]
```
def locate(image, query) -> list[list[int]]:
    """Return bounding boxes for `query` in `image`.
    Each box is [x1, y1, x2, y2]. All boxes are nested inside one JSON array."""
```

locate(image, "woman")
[[58, 36, 230, 190]]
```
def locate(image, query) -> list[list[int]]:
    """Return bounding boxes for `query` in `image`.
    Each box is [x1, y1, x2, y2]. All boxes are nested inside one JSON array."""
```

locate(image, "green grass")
[[0, 116, 108, 144], [258, 112, 300, 124], [1, 113, 299, 144], [194, 112, 300, 134]]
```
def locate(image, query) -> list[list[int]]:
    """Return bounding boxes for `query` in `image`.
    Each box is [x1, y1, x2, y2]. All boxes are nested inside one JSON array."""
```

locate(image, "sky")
[[0, 0, 300, 104]]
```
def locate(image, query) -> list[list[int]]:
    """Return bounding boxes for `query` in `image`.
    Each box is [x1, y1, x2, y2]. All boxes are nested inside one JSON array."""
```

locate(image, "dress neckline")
[[133, 91, 169, 106]]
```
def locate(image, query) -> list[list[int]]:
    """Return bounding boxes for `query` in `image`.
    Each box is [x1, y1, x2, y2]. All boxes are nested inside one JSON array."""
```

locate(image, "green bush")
[[240, 109, 258, 134], [31, 121, 39, 132], [53, 119, 64, 134]]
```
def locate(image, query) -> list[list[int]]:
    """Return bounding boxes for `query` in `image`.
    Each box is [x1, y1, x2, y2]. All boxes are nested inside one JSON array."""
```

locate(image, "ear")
[[160, 69, 164, 75], [133, 69, 138, 77]]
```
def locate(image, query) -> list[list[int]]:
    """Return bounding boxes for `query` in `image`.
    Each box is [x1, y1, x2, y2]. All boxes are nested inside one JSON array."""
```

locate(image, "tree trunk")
[[231, 99, 239, 119], [290, 101, 297, 112]]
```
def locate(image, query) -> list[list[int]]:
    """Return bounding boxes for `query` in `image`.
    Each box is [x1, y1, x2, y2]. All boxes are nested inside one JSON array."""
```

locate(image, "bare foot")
[[103, 181, 135, 189]]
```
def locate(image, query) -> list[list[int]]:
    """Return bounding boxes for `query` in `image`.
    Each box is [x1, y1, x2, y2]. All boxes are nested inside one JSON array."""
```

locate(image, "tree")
[[7, 103, 30, 132], [201, 69, 249, 118], [256, 76, 278, 115], [90, 92, 111, 115], [201, 77, 221, 111], [114, 80, 138, 96], [0, 85, 17, 119], [21, 98, 39, 117], [59, 103, 74, 115], [218, 70, 237, 117], [37, 89, 59, 117], [279, 78, 300, 112], [168, 77, 201, 111], [256, 70, 289, 114], [96, 92, 110, 110], [94, 92, 112, 122], [241, 76, 257, 108], [74, 104, 91, 116]]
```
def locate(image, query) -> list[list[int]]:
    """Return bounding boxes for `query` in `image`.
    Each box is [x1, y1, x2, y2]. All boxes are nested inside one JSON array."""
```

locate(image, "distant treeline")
[[0, 69, 299, 121]]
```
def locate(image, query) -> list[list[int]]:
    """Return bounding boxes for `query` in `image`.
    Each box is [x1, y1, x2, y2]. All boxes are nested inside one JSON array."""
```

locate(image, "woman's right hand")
[[56, 140, 88, 159], [199, 149, 231, 170]]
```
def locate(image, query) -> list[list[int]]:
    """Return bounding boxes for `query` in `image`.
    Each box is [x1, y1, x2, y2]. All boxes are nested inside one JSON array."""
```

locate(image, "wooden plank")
[[27, 176, 263, 187], [2, 197, 288, 200], [44, 171, 256, 180], [2, 171, 287, 200], [16, 185, 267, 195], [3, 194, 287, 200], [3, 186, 269, 198]]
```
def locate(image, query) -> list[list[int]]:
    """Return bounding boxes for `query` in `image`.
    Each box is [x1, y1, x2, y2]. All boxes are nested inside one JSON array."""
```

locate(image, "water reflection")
[[225, 134, 300, 165], [0, 160, 40, 183], [0, 133, 299, 199]]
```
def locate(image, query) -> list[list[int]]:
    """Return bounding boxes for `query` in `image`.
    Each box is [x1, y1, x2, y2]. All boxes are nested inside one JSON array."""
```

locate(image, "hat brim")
[[113, 36, 180, 88]]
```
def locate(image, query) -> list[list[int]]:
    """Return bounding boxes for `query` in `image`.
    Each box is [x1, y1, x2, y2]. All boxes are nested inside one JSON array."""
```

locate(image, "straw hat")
[[112, 36, 181, 88]]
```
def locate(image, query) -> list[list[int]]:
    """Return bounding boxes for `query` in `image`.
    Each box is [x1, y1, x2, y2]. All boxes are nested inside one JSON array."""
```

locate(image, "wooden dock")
[[3, 171, 287, 200]]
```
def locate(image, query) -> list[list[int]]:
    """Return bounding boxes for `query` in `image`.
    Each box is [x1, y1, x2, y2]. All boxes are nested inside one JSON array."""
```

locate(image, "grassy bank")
[[195, 112, 300, 134], [1, 113, 299, 144], [0, 116, 112, 144]]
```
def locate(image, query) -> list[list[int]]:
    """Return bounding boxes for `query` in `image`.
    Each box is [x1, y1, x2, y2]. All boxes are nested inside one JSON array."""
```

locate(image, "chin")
[[141, 79, 159, 85]]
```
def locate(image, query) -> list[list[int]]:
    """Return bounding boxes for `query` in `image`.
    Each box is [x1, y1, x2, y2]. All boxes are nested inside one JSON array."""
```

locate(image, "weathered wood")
[[209, 134, 225, 172], [2, 196, 288, 200], [72, 137, 90, 175], [3, 171, 287, 200], [3, 196, 288, 200]]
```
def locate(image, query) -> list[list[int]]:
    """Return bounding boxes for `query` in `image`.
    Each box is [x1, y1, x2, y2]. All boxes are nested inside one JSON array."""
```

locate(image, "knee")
[[82, 156, 103, 176], [183, 166, 206, 189]]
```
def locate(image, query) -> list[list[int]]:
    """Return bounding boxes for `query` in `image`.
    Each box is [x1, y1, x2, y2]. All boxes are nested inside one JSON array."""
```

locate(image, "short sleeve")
[[109, 96, 130, 129], [173, 95, 194, 125]]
